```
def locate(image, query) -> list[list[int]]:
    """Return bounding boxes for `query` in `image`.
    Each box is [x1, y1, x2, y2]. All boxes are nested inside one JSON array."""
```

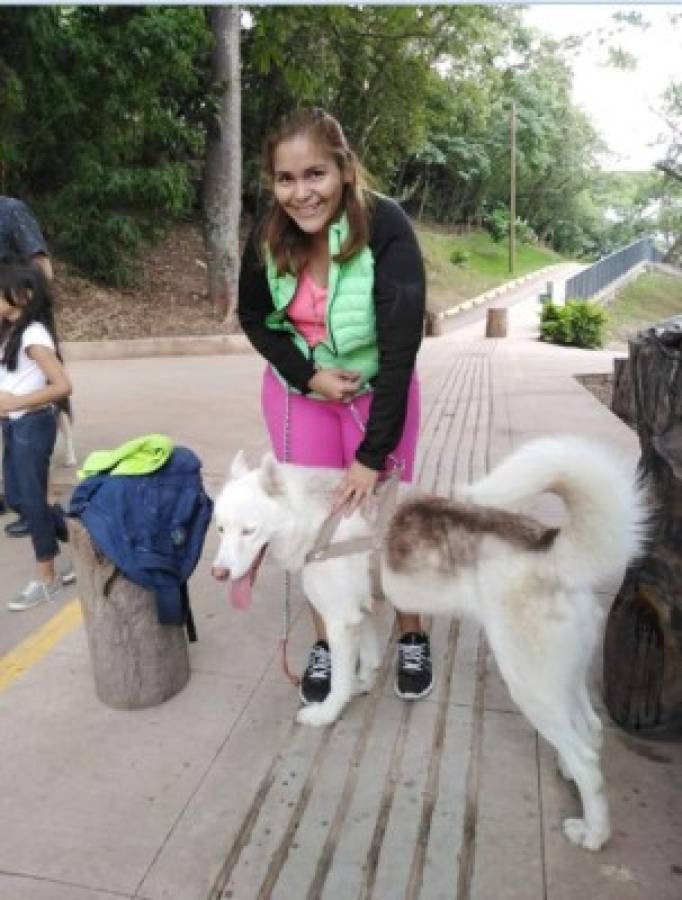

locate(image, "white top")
[[0, 322, 55, 420]]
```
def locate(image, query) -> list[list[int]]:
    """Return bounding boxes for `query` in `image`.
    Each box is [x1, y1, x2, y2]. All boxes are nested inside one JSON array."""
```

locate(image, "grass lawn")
[[416, 225, 564, 313], [604, 271, 682, 345]]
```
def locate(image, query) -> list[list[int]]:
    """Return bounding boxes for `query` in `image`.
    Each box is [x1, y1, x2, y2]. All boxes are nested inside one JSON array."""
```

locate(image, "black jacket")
[[238, 195, 425, 471]]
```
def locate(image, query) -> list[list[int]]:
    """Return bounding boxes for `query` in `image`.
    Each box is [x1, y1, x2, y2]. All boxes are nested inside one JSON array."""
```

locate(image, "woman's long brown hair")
[[260, 107, 373, 275]]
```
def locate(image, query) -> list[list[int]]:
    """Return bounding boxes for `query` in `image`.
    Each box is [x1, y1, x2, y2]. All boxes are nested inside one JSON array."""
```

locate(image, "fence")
[[564, 237, 663, 301]]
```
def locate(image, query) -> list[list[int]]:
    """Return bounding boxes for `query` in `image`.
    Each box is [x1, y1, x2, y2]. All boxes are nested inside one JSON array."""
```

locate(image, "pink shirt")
[[287, 269, 328, 347]]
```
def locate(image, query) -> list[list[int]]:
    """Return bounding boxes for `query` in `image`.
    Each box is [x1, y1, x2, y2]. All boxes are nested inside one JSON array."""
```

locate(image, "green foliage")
[[483, 207, 537, 245], [418, 226, 561, 312], [540, 299, 606, 349], [485, 207, 510, 243], [0, 3, 671, 285], [605, 272, 682, 344], [449, 248, 470, 267], [0, 7, 210, 283]]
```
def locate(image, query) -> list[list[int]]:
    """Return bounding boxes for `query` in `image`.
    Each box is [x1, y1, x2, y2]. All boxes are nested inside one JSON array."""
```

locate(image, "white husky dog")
[[212, 436, 645, 851]]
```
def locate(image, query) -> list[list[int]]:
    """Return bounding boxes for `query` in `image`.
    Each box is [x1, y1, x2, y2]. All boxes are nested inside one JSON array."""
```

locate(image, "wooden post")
[[485, 308, 508, 338], [423, 310, 442, 337], [611, 356, 637, 429], [603, 322, 682, 736], [68, 520, 190, 710]]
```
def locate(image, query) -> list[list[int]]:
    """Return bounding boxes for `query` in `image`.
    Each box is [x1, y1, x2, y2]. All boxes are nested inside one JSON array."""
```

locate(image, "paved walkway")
[[1, 271, 681, 900]]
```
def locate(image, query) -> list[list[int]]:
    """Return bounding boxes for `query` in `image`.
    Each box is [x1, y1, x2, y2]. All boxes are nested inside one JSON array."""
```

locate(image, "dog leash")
[[304, 467, 401, 566], [277, 384, 403, 686], [280, 381, 300, 687]]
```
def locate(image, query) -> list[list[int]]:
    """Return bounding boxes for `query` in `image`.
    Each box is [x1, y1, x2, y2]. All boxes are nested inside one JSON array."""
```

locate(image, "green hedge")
[[540, 299, 606, 349]]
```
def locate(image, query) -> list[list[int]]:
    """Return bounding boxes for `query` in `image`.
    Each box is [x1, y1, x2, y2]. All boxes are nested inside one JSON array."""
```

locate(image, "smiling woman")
[[236, 106, 434, 707], [272, 135, 348, 246]]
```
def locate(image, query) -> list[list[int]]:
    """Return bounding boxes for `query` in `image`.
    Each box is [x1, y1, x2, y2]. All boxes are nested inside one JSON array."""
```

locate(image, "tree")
[[655, 81, 682, 264], [0, 6, 210, 283], [203, 5, 241, 324]]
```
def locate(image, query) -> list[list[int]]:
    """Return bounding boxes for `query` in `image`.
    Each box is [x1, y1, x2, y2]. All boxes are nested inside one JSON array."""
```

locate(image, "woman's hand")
[[308, 368, 362, 402], [0, 391, 19, 416], [333, 460, 380, 516]]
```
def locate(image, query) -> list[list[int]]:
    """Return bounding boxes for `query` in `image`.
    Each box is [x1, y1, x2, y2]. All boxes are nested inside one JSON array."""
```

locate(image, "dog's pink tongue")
[[230, 574, 253, 610]]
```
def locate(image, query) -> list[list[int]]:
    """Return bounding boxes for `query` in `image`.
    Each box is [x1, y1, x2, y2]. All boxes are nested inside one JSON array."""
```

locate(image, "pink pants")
[[261, 366, 420, 482]]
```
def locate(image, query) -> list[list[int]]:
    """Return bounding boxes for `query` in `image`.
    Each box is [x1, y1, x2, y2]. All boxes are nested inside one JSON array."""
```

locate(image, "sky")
[[524, 3, 681, 171]]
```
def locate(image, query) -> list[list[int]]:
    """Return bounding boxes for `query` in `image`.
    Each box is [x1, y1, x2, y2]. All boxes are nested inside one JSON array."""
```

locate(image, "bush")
[[485, 206, 509, 243], [515, 218, 537, 245], [484, 206, 537, 245], [449, 248, 470, 267], [540, 299, 605, 349]]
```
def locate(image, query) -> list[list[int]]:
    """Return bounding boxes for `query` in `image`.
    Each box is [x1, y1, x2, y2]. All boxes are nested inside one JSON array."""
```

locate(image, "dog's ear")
[[259, 452, 285, 497], [230, 450, 250, 480]]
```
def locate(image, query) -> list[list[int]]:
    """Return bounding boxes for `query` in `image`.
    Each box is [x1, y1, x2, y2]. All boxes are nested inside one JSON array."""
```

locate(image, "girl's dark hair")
[[0, 265, 61, 372], [260, 107, 373, 274]]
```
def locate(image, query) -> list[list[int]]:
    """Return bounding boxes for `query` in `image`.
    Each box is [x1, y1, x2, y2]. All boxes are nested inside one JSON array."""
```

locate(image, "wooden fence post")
[[485, 308, 507, 338], [611, 356, 637, 429]]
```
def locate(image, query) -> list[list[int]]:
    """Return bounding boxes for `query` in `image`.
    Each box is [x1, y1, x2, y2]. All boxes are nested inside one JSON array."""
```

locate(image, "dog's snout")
[[212, 565, 230, 581]]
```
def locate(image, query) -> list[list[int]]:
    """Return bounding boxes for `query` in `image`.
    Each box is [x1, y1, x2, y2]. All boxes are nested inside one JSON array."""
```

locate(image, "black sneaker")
[[299, 640, 331, 705], [394, 632, 433, 700]]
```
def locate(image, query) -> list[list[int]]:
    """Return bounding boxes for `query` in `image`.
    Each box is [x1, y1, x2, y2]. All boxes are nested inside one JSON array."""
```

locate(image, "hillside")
[[54, 223, 224, 342], [53, 221, 562, 342]]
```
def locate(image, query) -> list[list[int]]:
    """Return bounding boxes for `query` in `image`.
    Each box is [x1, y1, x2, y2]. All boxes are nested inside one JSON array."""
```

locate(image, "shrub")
[[449, 248, 470, 267], [485, 206, 509, 243], [484, 206, 537, 245], [515, 218, 537, 245], [540, 299, 605, 349]]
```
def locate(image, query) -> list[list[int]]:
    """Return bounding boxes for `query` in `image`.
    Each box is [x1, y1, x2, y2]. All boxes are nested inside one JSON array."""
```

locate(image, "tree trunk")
[[603, 319, 682, 737], [203, 5, 242, 327], [68, 520, 190, 710]]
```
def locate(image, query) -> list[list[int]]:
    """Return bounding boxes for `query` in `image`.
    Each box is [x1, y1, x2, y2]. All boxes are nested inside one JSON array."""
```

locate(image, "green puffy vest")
[[264, 214, 378, 391]]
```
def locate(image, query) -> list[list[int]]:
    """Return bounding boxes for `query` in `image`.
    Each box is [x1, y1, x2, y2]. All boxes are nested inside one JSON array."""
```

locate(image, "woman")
[[238, 107, 432, 705]]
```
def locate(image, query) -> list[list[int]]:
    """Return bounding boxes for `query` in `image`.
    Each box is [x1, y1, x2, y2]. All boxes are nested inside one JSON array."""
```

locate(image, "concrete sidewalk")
[[1, 281, 681, 900]]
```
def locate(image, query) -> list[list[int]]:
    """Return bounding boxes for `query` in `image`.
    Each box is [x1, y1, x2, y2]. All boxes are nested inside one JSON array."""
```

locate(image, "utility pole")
[[509, 101, 516, 275]]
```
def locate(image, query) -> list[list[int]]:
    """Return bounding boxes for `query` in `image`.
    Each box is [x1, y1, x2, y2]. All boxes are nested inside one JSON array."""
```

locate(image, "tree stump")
[[603, 316, 682, 737], [485, 307, 507, 338], [68, 519, 190, 710], [611, 356, 637, 428]]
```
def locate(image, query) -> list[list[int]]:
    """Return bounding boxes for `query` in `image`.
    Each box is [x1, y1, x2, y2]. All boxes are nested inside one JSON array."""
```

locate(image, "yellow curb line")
[[0, 599, 83, 693]]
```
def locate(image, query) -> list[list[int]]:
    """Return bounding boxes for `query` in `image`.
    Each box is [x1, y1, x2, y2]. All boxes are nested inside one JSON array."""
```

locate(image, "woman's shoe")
[[299, 640, 332, 704], [394, 632, 433, 700]]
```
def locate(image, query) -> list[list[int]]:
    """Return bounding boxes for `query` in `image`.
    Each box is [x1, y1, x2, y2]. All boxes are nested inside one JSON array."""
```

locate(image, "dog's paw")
[[296, 704, 339, 727], [562, 817, 609, 851]]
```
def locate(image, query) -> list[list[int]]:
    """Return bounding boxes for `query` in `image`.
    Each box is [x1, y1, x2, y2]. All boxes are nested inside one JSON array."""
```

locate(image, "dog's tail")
[[463, 436, 648, 585]]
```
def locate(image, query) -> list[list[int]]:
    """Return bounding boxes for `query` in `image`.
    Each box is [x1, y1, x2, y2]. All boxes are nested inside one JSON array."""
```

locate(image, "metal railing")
[[564, 238, 663, 301]]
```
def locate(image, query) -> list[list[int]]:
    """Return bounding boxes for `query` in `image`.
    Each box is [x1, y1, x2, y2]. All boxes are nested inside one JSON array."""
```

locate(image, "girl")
[[238, 107, 432, 705], [0, 266, 73, 610]]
